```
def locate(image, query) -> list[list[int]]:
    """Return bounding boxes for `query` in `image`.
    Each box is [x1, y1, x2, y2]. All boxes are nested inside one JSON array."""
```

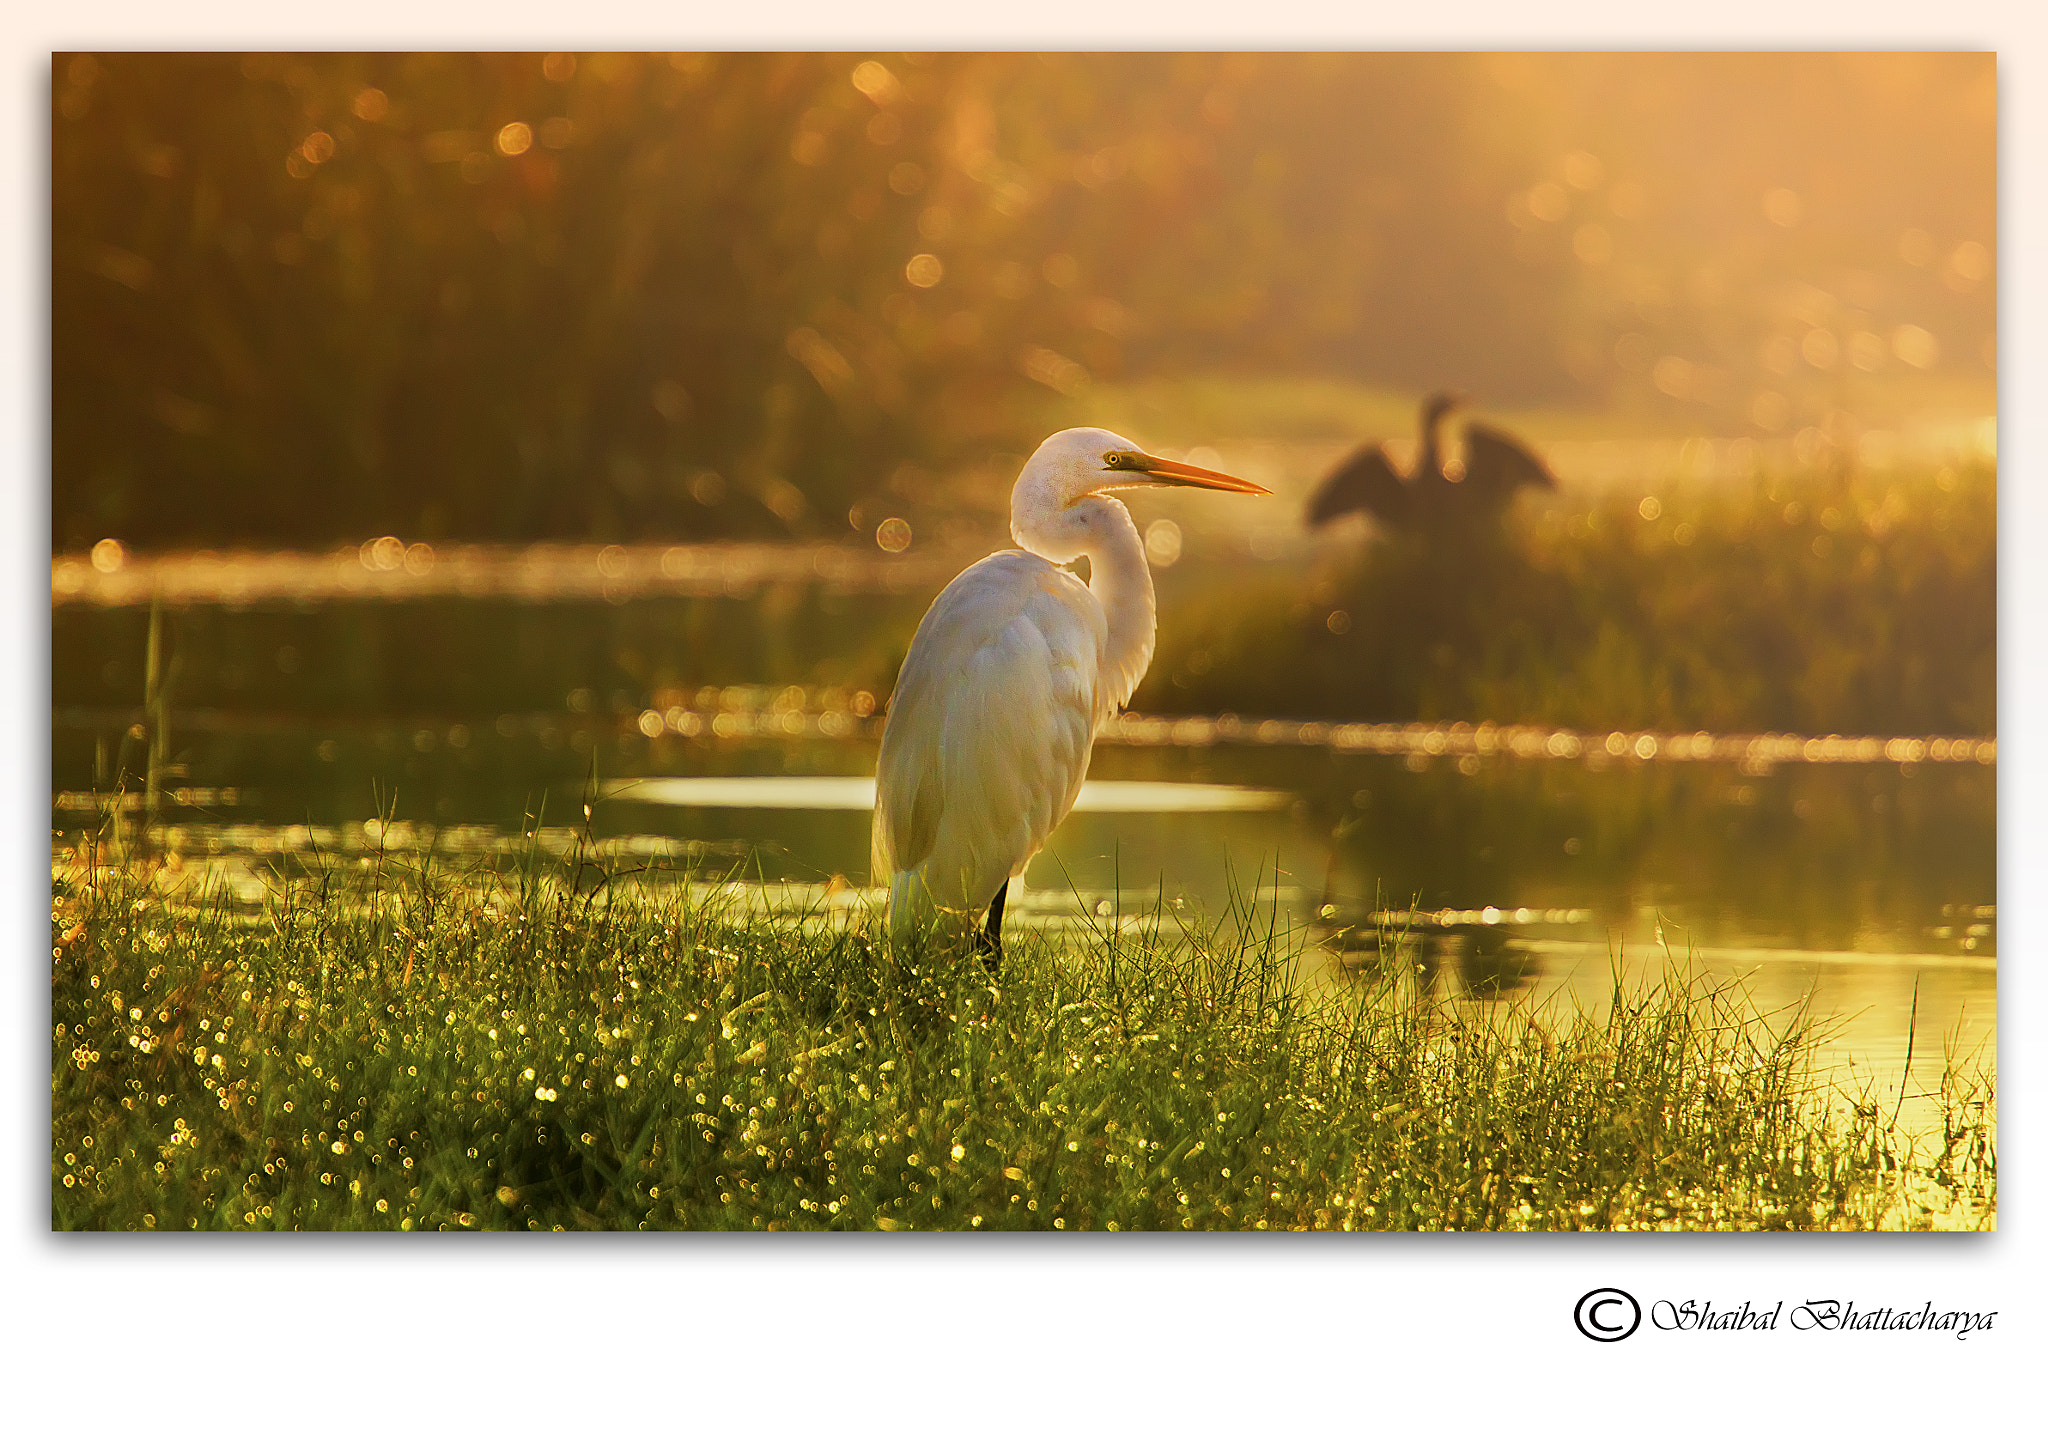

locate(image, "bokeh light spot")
[[651, 378, 691, 422], [1144, 518, 1182, 568], [1847, 331, 1886, 371], [851, 61, 903, 105], [1527, 181, 1568, 222], [361, 536, 405, 572], [1562, 150, 1604, 190], [1945, 240, 1990, 289], [1892, 324, 1939, 369]]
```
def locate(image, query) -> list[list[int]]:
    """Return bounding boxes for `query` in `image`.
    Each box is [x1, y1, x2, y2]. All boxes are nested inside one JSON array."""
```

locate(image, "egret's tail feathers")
[[887, 868, 937, 942], [886, 867, 995, 954]]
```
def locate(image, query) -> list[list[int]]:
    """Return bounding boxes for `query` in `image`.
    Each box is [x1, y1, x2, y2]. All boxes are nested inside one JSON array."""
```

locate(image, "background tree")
[[53, 52, 1994, 551]]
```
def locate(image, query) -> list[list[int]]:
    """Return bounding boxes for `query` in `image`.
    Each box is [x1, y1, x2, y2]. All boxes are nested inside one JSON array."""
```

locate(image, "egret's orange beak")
[[1113, 452, 1271, 495]]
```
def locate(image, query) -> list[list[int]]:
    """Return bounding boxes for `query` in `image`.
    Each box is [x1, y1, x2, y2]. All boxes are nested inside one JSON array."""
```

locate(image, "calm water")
[[52, 578, 1997, 1137]]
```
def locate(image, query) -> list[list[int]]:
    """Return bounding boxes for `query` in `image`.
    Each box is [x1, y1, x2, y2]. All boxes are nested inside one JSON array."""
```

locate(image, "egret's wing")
[[1304, 445, 1410, 529], [1462, 423, 1556, 503], [874, 551, 1104, 913]]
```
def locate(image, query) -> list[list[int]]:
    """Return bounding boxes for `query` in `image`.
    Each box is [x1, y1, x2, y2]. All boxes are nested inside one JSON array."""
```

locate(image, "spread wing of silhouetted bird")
[[1303, 444, 1412, 529], [1460, 422, 1556, 508], [1305, 392, 1555, 537]]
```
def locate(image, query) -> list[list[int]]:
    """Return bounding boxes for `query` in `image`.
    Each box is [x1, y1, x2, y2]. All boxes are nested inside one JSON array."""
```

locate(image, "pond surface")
[[52, 570, 1997, 1141]]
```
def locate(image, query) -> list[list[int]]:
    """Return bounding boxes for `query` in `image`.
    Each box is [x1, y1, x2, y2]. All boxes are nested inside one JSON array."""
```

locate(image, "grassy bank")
[[52, 834, 1995, 1232], [1141, 457, 1995, 737]]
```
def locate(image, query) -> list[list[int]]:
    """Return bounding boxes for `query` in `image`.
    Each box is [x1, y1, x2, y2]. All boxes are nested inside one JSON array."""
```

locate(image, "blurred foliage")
[[55, 51, 1992, 550], [1144, 459, 1995, 735]]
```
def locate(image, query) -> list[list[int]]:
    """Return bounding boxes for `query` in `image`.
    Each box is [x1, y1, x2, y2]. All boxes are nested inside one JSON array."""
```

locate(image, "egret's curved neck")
[[1013, 491, 1155, 716], [1079, 498, 1154, 715]]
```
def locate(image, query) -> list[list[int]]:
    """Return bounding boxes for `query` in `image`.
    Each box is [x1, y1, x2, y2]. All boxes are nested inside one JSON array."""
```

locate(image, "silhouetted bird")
[[1305, 392, 1556, 535]]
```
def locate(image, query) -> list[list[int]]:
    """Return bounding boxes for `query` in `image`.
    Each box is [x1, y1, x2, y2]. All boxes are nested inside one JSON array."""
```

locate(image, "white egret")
[[872, 427, 1269, 963]]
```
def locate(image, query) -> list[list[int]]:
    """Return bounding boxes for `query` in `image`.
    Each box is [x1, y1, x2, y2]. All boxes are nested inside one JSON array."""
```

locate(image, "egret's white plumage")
[[872, 427, 1268, 949]]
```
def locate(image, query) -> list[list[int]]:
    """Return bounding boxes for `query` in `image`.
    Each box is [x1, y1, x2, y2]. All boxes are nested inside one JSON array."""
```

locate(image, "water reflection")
[[601, 775, 1288, 812], [51, 709, 1994, 960], [1293, 755, 1995, 959]]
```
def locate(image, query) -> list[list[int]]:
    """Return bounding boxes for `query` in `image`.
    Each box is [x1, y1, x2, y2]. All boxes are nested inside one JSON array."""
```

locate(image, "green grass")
[[52, 832, 1995, 1232]]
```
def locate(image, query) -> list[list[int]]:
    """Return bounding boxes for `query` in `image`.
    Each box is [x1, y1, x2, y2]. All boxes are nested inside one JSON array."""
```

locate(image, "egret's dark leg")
[[976, 880, 1009, 972]]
